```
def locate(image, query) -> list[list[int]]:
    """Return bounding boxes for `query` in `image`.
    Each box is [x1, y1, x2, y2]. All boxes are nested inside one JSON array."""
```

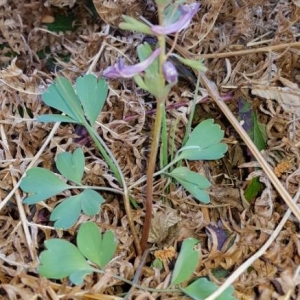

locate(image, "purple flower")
[[151, 3, 200, 35], [163, 61, 178, 84], [103, 48, 161, 78]]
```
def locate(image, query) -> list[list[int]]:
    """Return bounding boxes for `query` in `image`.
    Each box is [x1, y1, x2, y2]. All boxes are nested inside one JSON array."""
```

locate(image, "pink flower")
[[103, 48, 161, 78], [151, 3, 200, 35]]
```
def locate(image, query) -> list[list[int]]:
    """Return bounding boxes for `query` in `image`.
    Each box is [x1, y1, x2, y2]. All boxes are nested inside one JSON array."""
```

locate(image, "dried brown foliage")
[[0, 0, 300, 299]]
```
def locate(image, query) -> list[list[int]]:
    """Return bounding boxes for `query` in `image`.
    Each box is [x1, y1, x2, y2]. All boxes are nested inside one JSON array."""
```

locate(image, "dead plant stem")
[[175, 41, 300, 60]]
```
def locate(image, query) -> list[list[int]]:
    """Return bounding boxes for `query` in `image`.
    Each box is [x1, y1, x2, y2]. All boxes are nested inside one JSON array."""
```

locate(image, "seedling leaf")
[[75, 75, 108, 125], [42, 77, 84, 123], [77, 222, 117, 268], [21, 168, 69, 205], [178, 119, 227, 161], [169, 167, 211, 203], [171, 238, 200, 285], [50, 190, 105, 229], [181, 277, 236, 300], [56, 148, 85, 184], [38, 239, 93, 284], [50, 195, 81, 229]]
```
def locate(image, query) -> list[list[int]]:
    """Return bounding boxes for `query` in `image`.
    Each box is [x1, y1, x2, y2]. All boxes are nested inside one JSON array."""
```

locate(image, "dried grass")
[[0, 0, 300, 299]]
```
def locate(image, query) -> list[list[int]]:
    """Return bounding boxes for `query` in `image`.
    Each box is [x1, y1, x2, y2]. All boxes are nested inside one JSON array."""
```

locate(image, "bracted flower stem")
[[140, 99, 165, 251], [140, 3, 167, 252]]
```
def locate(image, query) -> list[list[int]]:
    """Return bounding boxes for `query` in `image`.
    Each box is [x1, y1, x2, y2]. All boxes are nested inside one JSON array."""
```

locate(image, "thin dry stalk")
[[200, 73, 300, 222]]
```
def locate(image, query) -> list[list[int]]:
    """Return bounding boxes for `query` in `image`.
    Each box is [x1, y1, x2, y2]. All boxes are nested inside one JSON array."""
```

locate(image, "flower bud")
[[163, 61, 178, 84]]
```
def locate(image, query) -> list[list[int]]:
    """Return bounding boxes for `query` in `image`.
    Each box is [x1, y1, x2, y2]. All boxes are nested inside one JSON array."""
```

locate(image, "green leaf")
[[168, 167, 211, 203], [56, 148, 85, 185], [144, 74, 166, 99], [172, 55, 207, 72], [50, 190, 105, 229], [244, 177, 263, 202], [238, 99, 267, 151], [50, 195, 81, 229], [42, 77, 84, 123], [181, 278, 237, 300], [80, 189, 105, 215], [133, 74, 150, 92], [21, 168, 69, 205], [75, 75, 108, 125], [171, 238, 200, 285], [46, 13, 76, 32], [77, 222, 117, 268], [137, 43, 159, 76], [178, 119, 227, 161], [119, 16, 152, 34], [252, 112, 267, 151], [38, 239, 93, 284], [37, 114, 79, 123], [179, 144, 228, 161]]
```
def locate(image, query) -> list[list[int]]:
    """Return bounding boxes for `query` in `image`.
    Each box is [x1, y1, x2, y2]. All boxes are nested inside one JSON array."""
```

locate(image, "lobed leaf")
[[179, 144, 228, 161], [77, 222, 117, 268], [80, 189, 105, 215], [169, 167, 211, 203], [38, 239, 93, 284], [50, 195, 81, 229], [42, 77, 84, 123], [75, 74, 108, 125], [56, 148, 85, 185], [50, 190, 105, 229], [178, 119, 227, 161], [21, 168, 69, 205]]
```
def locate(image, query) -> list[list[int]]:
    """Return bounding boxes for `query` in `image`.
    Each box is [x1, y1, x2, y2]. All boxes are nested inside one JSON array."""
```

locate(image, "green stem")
[[84, 123, 123, 185], [85, 123, 142, 255], [69, 185, 123, 195]]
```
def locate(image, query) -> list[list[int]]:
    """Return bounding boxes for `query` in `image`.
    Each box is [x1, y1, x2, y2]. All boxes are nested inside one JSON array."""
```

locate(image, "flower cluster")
[[103, 3, 200, 84]]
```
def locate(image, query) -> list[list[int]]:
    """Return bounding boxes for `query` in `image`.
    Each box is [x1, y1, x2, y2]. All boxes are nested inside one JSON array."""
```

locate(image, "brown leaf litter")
[[1, 0, 300, 299]]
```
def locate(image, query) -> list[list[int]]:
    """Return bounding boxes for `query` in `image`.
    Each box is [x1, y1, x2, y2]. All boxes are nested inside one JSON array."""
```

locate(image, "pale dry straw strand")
[[0, 124, 37, 261]]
